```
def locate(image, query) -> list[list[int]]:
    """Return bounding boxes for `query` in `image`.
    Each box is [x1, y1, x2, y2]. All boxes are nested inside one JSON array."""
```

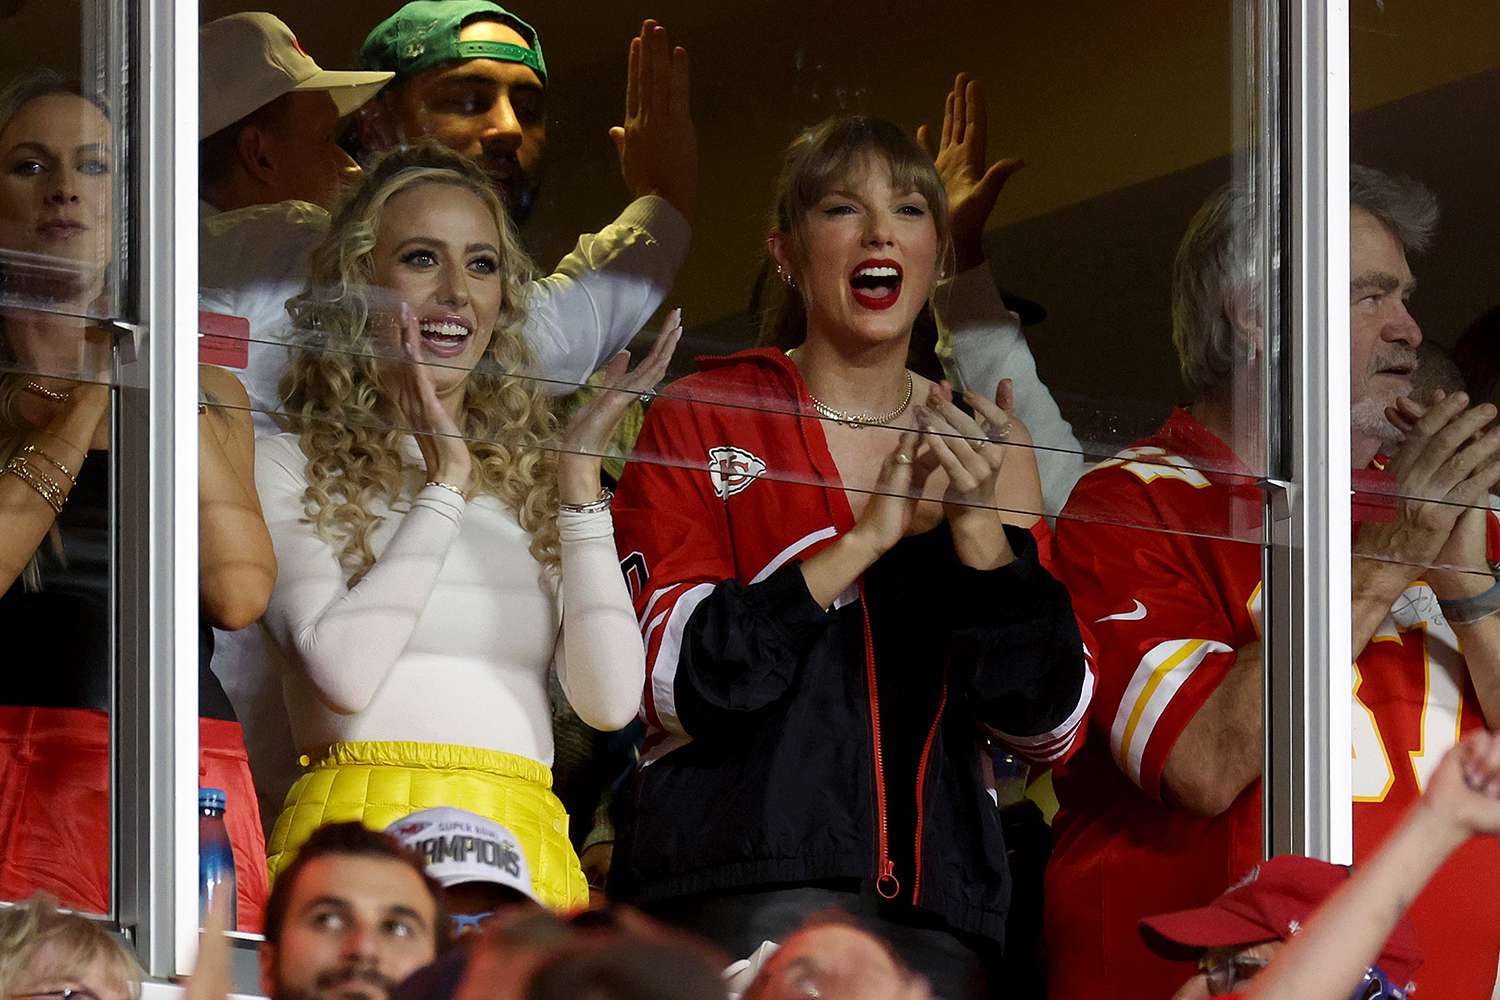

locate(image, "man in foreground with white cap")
[[386, 807, 542, 937]]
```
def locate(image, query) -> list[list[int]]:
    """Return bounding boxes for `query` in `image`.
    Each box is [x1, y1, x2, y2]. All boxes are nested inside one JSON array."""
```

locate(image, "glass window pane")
[[0, 0, 131, 918], [194, 4, 1280, 995], [1348, 3, 1500, 995]]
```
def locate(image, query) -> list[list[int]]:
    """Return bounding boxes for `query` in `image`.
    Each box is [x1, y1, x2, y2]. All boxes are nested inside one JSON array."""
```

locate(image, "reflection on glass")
[[1348, 3, 1500, 987], [1045, 179, 1270, 1000], [0, 72, 116, 916], [193, 1, 1292, 992]]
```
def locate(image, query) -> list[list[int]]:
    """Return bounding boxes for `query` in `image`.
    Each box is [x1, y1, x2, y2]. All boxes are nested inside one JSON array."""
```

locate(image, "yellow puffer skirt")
[[265, 741, 588, 911]]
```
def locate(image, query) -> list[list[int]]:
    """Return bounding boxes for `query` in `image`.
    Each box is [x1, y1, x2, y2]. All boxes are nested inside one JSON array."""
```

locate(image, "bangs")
[[778, 116, 948, 237]]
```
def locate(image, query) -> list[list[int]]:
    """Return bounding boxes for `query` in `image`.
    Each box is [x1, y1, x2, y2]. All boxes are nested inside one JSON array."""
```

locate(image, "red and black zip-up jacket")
[[609, 349, 1093, 945]]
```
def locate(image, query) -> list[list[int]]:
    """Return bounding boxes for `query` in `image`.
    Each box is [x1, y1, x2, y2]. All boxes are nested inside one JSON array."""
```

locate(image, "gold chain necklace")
[[805, 371, 914, 430]]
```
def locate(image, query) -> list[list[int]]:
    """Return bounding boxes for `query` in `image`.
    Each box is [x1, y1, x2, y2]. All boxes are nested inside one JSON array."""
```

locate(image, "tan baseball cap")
[[200, 12, 393, 139]]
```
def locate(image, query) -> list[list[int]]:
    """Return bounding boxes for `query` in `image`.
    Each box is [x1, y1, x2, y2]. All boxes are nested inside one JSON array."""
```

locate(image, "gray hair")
[[1350, 163, 1438, 254], [1170, 184, 1260, 400], [1172, 164, 1439, 399]]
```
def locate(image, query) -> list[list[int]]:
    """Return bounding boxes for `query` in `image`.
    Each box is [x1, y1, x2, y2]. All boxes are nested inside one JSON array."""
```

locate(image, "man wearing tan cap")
[[199, 12, 392, 213]]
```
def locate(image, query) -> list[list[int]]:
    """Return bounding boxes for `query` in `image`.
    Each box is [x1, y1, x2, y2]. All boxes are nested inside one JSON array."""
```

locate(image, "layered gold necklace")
[[804, 370, 914, 430]]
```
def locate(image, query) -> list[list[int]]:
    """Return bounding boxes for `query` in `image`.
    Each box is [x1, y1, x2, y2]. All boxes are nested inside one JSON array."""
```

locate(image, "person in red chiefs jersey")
[[608, 115, 1093, 1000], [1045, 165, 1500, 1000]]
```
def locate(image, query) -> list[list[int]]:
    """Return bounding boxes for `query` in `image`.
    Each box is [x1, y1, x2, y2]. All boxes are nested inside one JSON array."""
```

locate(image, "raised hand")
[[1358, 389, 1500, 592], [609, 20, 697, 222], [558, 308, 682, 504], [184, 893, 233, 1000], [915, 379, 1026, 569], [394, 304, 472, 490], [917, 72, 1024, 272], [1424, 730, 1500, 841]]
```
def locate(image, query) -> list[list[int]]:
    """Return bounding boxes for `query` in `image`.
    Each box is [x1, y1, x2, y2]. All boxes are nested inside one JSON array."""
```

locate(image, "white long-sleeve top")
[[200, 195, 691, 436], [933, 265, 1086, 514], [254, 432, 645, 764]]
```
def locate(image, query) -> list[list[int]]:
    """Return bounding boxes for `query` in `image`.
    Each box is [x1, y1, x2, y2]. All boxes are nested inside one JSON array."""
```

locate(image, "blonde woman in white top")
[[257, 142, 677, 908]]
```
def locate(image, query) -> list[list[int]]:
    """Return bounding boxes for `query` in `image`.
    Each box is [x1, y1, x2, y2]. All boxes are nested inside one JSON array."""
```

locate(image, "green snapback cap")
[[361, 0, 547, 85]]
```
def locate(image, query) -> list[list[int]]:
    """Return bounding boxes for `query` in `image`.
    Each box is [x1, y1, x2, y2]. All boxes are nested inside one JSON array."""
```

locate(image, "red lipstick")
[[848, 258, 902, 311]]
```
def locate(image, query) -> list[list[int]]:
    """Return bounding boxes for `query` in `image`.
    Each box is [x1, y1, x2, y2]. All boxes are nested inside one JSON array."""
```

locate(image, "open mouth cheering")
[[849, 258, 903, 311]]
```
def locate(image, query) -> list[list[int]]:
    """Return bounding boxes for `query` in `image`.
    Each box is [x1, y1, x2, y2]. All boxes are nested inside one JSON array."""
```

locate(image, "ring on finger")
[[894, 452, 913, 465], [987, 422, 1013, 441]]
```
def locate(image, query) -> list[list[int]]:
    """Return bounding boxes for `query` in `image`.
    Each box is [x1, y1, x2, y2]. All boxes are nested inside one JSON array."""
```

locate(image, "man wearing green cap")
[[358, 6, 696, 228]]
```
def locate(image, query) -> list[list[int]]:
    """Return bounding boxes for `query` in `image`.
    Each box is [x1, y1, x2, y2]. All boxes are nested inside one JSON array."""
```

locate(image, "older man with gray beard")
[[1042, 164, 1500, 1000]]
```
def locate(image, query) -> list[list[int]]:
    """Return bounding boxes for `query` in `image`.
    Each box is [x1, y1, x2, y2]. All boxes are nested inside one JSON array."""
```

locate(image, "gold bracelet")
[[4, 456, 65, 513], [19, 444, 77, 485], [424, 480, 468, 500]]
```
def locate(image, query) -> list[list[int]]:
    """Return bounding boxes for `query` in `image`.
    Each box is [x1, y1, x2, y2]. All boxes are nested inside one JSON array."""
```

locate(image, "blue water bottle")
[[199, 788, 238, 930]]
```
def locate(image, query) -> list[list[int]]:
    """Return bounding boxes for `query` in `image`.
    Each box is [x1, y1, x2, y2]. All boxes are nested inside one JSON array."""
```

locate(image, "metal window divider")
[[115, 0, 202, 977]]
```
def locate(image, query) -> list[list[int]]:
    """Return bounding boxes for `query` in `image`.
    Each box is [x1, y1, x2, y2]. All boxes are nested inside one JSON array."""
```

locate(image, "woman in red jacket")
[[609, 116, 1093, 1000]]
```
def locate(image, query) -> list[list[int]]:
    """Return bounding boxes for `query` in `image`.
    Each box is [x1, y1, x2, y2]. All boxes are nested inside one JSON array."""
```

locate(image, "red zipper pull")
[[876, 858, 900, 899]]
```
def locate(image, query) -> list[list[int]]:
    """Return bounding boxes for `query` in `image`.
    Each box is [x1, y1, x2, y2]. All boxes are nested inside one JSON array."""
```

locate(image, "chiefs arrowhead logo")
[[708, 446, 766, 499]]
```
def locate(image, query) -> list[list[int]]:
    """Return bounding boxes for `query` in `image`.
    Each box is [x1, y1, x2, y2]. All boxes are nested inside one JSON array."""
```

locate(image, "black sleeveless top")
[[0, 449, 235, 718]]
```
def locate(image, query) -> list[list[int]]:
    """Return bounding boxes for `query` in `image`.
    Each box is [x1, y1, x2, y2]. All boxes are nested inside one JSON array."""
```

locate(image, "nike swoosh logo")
[[1096, 600, 1147, 623]]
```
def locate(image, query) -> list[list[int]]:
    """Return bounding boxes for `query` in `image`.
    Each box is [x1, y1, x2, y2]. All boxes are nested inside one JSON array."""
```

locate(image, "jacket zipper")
[[861, 593, 900, 899], [910, 675, 949, 905]]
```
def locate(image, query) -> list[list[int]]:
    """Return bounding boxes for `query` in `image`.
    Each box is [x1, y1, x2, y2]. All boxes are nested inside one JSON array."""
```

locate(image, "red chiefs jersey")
[[614, 348, 1086, 769], [1045, 408, 1500, 1000]]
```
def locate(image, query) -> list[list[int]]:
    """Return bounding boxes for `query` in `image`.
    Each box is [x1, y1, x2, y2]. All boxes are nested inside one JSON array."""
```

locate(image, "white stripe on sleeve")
[[648, 582, 716, 738], [1109, 638, 1233, 788]]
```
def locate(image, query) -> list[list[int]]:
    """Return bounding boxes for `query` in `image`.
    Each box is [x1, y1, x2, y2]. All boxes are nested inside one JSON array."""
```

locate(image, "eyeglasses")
[[1198, 951, 1270, 995], [448, 911, 496, 936], [1196, 955, 1408, 1000]]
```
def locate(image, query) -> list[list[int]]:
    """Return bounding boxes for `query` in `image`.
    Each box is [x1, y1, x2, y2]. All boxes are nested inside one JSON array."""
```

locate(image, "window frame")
[[104, 0, 1355, 979]]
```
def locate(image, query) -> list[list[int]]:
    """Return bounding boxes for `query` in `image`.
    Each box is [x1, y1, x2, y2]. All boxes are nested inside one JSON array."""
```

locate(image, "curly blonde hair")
[[279, 143, 560, 582]]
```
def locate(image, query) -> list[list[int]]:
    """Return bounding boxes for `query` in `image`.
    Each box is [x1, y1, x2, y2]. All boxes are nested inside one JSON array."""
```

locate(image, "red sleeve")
[[614, 396, 736, 737], [1053, 470, 1250, 801]]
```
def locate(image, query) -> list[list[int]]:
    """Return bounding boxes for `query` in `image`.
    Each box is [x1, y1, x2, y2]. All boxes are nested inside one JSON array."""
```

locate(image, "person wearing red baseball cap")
[[1140, 855, 1420, 999], [1142, 729, 1500, 1000]]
